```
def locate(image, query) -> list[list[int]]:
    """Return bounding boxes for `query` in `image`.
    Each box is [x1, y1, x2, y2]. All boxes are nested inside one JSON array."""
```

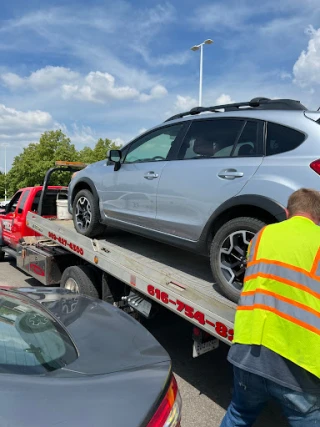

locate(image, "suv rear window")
[[0, 291, 78, 375], [266, 122, 305, 156]]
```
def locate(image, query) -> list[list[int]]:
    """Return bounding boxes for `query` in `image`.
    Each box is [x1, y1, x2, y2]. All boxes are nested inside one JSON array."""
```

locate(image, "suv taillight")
[[147, 375, 182, 427], [310, 159, 320, 175]]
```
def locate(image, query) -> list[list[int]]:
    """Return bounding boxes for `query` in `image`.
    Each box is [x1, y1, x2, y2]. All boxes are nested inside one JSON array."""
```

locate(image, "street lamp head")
[[204, 39, 213, 45], [190, 45, 200, 51]]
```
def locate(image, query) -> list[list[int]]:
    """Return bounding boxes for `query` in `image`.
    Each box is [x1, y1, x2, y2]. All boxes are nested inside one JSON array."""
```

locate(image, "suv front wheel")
[[73, 189, 105, 238], [210, 217, 266, 303]]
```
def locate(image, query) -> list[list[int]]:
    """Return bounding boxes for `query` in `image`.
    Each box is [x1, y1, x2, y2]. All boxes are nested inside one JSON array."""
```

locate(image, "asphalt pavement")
[[0, 255, 288, 426]]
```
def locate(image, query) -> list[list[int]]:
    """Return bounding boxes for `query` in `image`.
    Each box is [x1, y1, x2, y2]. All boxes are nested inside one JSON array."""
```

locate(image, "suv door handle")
[[218, 169, 244, 179], [144, 171, 159, 180]]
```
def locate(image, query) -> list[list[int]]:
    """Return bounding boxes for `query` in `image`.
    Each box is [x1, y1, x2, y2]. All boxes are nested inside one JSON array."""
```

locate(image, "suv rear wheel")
[[73, 189, 105, 238], [210, 217, 266, 303]]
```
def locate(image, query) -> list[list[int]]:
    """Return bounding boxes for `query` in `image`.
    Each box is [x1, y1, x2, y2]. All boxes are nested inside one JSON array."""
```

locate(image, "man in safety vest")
[[221, 188, 320, 426]]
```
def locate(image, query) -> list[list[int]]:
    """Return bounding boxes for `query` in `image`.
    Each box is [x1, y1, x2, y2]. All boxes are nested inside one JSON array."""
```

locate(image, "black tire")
[[60, 265, 100, 299], [72, 189, 105, 238], [102, 273, 127, 304], [210, 217, 266, 303], [0, 248, 5, 262]]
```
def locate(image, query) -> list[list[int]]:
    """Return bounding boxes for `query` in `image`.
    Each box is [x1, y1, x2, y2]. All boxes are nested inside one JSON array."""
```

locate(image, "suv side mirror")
[[108, 150, 122, 171]]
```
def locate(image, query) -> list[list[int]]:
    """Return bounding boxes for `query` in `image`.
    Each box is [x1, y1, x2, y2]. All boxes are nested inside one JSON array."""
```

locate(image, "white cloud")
[[66, 123, 97, 146], [0, 4, 173, 91], [1, 66, 168, 104], [138, 128, 147, 134], [215, 94, 235, 105], [191, 0, 319, 32], [134, 46, 190, 67], [0, 104, 55, 166], [113, 137, 125, 147], [28, 66, 79, 89], [174, 95, 198, 111], [1, 66, 79, 90], [1, 72, 24, 88], [190, 3, 253, 31], [62, 71, 139, 103], [280, 71, 292, 80], [0, 104, 53, 133], [293, 26, 320, 87], [139, 84, 168, 102], [164, 95, 198, 120]]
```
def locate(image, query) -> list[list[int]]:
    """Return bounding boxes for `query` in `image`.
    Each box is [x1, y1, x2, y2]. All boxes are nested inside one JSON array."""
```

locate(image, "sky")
[[1, 0, 320, 171]]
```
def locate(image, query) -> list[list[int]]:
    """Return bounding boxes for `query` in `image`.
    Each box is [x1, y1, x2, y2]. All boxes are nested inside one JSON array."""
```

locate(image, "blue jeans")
[[220, 366, 320, 426]]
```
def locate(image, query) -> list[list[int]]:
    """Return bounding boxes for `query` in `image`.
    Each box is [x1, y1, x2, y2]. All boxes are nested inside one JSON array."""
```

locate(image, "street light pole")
[[4, 144, 7, 202], [1, 143, 9, 202], [191, 39, 213, 107], [199, 44, 203, 107]]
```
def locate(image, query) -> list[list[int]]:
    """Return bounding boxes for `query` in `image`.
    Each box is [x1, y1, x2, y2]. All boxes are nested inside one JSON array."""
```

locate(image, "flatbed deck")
[[27, 212, 236, 344]]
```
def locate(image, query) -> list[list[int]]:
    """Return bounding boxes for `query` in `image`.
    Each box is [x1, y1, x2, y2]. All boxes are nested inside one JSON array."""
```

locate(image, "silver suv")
[[68, 97, 320, 302]]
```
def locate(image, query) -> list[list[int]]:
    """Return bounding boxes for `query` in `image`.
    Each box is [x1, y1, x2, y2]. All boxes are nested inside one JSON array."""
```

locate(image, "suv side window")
[[124, 124, 183, 164], [178, 119, 244, 160], [232, 121, 261, 157], [266, 122, 305, 156]]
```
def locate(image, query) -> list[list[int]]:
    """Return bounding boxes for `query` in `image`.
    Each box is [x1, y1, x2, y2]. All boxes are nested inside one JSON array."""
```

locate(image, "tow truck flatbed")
[[26, 212, 236, 345]]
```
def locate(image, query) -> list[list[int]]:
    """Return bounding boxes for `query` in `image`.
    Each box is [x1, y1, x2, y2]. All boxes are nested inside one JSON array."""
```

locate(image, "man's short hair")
[[287, 188, 320, 219]]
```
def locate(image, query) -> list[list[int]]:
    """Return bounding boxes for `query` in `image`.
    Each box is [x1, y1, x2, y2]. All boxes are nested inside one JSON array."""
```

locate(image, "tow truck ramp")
[[26, 212, 236, 345]]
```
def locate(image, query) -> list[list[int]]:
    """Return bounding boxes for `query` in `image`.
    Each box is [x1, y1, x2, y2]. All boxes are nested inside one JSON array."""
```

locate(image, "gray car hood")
[[30, 289, 170, 375], [0, 289, 172, 427]]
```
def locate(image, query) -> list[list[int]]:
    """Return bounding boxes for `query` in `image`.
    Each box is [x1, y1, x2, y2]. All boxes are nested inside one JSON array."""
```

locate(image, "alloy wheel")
[[75, 196, 92, 232], [219, 230, 255, 291]]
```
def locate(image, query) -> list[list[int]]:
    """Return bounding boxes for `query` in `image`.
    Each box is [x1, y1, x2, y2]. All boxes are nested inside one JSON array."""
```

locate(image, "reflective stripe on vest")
[[239, 290, 320, 336], [245, 261, 320, 299], [233, 217, 320, 378]]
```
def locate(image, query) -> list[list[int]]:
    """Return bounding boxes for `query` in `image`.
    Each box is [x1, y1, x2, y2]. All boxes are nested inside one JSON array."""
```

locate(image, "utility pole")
[[190, 39, 213, 107]]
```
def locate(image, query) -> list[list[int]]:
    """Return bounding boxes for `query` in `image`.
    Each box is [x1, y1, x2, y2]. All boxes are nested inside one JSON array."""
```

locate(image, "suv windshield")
[[0, 290, 78, 375]]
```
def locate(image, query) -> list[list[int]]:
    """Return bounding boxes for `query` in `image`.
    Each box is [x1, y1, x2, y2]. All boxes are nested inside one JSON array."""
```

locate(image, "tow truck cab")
[[0, 186, 64, 249]]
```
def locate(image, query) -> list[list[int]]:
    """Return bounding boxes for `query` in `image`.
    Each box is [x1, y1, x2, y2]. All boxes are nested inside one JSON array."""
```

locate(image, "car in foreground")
[[0, 287, 181, 427], [68, 97, 320, 302]]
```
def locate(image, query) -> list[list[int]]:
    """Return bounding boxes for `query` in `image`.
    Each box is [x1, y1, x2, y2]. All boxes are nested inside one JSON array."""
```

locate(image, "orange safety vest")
[[233, 216, 320, 378]]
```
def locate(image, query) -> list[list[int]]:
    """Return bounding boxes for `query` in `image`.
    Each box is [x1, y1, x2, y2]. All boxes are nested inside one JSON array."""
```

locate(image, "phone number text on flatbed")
[[48, 231, 84, 256], [147, 285, 234, 341]]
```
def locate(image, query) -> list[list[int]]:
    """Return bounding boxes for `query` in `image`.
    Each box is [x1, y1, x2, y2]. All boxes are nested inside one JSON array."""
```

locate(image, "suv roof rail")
[[165, 97, 308, 122]]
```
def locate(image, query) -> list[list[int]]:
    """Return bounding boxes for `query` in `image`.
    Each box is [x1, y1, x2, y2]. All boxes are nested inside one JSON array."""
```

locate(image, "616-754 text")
[[147, 284, 234, 341]]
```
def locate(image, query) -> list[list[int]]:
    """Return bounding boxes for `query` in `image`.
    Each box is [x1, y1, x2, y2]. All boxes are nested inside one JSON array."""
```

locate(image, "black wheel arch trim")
[[201, 194, 287, 242], [71, 177, 100, 206]]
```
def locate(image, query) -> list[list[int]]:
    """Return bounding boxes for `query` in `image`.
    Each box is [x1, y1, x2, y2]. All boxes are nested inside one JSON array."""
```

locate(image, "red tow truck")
[[0, 162, 236, 357], [0, 185, 65, 260]]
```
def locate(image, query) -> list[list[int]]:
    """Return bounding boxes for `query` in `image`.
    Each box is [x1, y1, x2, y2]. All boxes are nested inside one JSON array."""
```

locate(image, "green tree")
[[78, 146, 95, 164], [91, 138, 121, 163], [77, 138, 121, 164], [7, 130, 79, 194], [0, 172, 5, 199]]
